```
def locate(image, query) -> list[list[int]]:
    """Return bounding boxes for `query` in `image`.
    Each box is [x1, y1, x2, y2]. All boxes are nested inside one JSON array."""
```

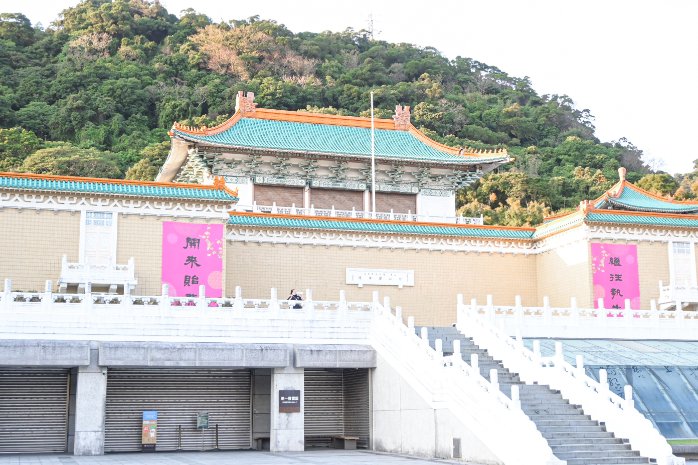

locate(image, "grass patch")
[[668, 439, 698, 445]]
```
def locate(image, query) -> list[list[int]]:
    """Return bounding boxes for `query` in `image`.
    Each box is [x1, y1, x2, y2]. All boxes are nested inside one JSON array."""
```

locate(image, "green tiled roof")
[[586, 212, 698, 228], [174, 118, 507, 165], [0, 175, 238, 201], [228, 214, 534, 239], [595, 184, 698, 213]]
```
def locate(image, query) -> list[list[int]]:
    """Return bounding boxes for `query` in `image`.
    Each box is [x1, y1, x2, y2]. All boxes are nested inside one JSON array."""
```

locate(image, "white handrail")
[[457, 294, 683, 465], [236, 203, 484, 225], [371, 299, 561, 465]]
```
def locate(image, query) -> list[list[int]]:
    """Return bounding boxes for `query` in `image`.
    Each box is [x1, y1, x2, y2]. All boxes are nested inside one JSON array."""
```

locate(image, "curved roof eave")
[[172, 133, 510, 167]]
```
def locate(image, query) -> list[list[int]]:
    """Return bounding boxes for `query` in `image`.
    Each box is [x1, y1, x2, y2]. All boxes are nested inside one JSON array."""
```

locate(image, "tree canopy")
[[0, 0, 673, 225]]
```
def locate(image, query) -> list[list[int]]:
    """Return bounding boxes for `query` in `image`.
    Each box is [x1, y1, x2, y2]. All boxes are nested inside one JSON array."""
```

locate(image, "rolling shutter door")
[[310, 189, 364, 211], [375, 192, 416, 214], [0, 368, 69, 453], [343, 369, 370, 449], [104, 369, 251, 452], [254, 186, 304, 208], [304, 369, 344, 447]]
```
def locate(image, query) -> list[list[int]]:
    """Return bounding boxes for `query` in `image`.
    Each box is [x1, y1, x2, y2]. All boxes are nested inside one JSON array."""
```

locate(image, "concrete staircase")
[[421, 326, 652, 465]]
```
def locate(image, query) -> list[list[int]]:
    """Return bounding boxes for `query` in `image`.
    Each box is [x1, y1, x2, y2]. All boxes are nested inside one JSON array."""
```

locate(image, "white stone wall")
[[371, 353, 501, 464]]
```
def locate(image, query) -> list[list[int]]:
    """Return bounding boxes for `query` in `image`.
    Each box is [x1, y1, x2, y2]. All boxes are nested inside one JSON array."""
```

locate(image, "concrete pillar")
[[270, 366, 304, 452], [73, 346, 107, 455]]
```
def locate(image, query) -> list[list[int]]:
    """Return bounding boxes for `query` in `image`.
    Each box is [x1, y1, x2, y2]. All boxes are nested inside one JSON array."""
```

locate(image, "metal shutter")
[[104, 369, 251, 452], [0, 368, 69, 453], [343, 369, 370, 448], [254, 185, 304, 208], [375, 192, 417, 213], [304, 369, 344, 447], [310, 189, 364, 211]]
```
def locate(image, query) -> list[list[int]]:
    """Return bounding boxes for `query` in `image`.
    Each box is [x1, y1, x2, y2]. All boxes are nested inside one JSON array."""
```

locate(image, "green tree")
[[21, 144, 122, 178], [0, 127, 43, 170], [636, 173, 678, 197]]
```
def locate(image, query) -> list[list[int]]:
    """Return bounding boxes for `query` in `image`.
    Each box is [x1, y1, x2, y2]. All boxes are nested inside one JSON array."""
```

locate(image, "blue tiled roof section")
[[586, 212, 698, 228], [0, 175, 238, 201], [174, 118, 506, 164], [596, 185, 698, 213], [228, 214, 534, 239]]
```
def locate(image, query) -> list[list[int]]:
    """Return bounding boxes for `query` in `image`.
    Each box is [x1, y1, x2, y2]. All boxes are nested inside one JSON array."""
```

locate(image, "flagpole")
[[370, 91, 376, 218]]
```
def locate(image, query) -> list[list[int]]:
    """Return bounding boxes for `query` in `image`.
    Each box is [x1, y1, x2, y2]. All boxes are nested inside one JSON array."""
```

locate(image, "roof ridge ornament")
[[393, 105, 411, 130], [235, 91, 257, 116], [618, 166, 627, 181]]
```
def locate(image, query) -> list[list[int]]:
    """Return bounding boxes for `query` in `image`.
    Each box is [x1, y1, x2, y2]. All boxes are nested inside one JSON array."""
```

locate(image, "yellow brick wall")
[[116, 215, 227, 296], [536, 241, 591, 307], [226, 241, 537, 326], [636, 241, 670, 307], [0, 209, 81, 291]]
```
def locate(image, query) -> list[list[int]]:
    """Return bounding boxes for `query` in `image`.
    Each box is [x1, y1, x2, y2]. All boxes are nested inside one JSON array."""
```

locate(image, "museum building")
[[0, 94, 697, 464]]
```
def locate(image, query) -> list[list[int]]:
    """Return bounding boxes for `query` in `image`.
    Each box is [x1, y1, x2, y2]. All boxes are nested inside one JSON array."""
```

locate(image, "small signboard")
[[196, 412, 209, 429], [142, 411, 157, 451], [279, 389, 301, 413]]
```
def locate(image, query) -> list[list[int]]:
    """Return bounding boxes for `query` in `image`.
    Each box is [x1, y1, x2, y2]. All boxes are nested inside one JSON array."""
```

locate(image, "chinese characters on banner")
[[162, 222, 223, 298], [591, 242, 640, 309]]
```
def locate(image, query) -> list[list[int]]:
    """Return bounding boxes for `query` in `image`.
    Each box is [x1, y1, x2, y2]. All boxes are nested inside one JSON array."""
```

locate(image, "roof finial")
[[618, 166, 626, 181], [393, 105, 411, 130], [235, 91, 257, 116]]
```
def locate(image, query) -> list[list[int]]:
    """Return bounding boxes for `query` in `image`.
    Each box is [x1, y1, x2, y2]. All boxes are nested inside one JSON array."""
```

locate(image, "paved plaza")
[[0, 450, 475, 465]]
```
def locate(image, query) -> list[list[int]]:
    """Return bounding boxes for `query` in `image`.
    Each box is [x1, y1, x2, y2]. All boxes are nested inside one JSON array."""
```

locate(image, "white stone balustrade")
[[370, 293, 562, 465], [58, 255, 137, 292], [463, 294, 698, 340], [658, 280, 698, 310], [456, 294, 684, 465], [236, 203, 484, 225], [0, 280, 375, 344]]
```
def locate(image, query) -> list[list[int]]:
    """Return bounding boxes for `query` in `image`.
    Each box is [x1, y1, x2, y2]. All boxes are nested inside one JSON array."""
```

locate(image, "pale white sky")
[[2, 0, 697, 174]]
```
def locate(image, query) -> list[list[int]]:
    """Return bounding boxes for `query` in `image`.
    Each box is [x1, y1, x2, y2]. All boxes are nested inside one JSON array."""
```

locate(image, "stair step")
[[564, 457, 649, 465], [549, 438, 626, 447], [553, 443, 631, 453], [543, 430, 615, 439], [532, 418, 599, 427], [556, 449, 640, 459]]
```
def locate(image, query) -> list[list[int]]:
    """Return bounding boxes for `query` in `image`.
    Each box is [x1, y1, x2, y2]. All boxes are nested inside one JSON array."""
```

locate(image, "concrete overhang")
[[294, 344, 376, 368], [99, 342, 292, 368], [0, 339, 91, 366]]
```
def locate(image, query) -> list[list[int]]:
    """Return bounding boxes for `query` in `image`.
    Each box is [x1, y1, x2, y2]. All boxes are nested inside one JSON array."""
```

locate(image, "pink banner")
[[591, 242, 640, 309], [162, 222, 224, 298]]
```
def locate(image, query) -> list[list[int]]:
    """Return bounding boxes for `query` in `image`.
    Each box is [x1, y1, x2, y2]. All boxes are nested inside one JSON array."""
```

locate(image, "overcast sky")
[[2, 0, 697, 174]]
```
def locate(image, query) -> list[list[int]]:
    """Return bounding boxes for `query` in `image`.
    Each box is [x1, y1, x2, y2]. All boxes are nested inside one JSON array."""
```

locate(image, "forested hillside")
[[0, 0, 687, 225]]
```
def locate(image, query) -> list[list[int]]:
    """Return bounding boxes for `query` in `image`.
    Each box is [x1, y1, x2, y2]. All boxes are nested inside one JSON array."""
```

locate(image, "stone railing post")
[[489, 369, 499, 393], [599, 369, 609, 394], [575, 355, 585, 378], [434, 339, 443, 357], [123, 280, 132, 307], [198, 284, 206, 309], [554, 341, 564, 366], [543, 296, 552, 326], [624, 385, 634, 409], [304, 288, 314, 315], [650, 299, 657, 311], [514, 295, 523, 321], [383, 296, 391, 314], [160, 284, 170, 313], [372, 291, 380, 314], [269, 288, 279, 315], [623, 299, 633, 321], [338, 289, 347, 317], [420, 326, 429, 343], [395, 306, 403, 324], [43, 280, 53, 309], [233, 286, 243, 312], [486, 294, 494, 322], [453, 339, 461, 359], [511, 384, 521, 409]]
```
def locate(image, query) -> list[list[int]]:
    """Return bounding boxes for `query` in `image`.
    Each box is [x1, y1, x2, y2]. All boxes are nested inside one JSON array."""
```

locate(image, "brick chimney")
[[235, 91, 257, 116], [393, 105, 411, 130]]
